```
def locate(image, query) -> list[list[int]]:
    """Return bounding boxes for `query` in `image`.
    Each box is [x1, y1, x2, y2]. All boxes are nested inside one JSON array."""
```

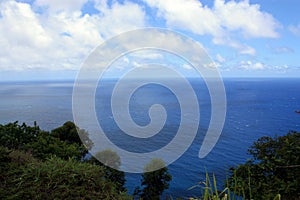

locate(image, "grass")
[[186, 171, 282, 200]]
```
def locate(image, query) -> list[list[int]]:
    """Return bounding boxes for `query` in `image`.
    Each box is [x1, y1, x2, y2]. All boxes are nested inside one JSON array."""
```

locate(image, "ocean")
[[0, 78, 299, 198]]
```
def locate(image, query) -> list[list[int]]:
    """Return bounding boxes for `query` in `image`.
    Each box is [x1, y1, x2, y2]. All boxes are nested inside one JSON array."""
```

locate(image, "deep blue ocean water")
[[0, 78, 299, 198]]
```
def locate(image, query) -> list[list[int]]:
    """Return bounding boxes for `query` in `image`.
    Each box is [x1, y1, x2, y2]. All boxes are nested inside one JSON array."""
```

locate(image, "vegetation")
[[88, 149, 127, 192], [134, 158, 172, 200], [187, 132, 300, 200], [3, 155, 128, 199], [228, 131, 300, 200], [0, 121, 88, 161], [51, 121, 93, 151], [188, 171, 282, 200], [0, 121, 172, 199], [189, 172, 229, 200], [0, 121, 129, 199], [1, 121, 299, 199]]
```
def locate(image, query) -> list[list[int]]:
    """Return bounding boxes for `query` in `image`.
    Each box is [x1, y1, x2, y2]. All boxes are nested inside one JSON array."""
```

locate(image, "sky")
[[0, 0, 299, 80]]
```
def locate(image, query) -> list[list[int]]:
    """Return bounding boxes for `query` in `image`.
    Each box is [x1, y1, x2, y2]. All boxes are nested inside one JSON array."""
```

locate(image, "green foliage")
[[0, 121, 90, 161], [89, 150, 126, 192], [189, 172, 230, 200], [3, 120, 299, 199], [27, 131, 83, 160], [188, 171, 282, 200], [0, 121, 129, 198], [0, 121, 40, 150], [51, 121, 93, 150], [202, 173, 227, 200], [50, 121, 93, 159], [3, 156, 129, 199], [0, 148, 38, 199], [137, 158, 172, 200], [228, 131, 300, 200], [0, 146, 11, 169], [94, 149, 121, 168], [7, 148, 36, 166], [0, 146, 12, 190]]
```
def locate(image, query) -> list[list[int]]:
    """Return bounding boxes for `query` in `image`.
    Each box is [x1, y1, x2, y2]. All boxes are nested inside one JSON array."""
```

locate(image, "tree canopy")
[[228, 131, 300, 200], [89, 149, 127, 192], [3, 120, 298, 199], [135, 158, 172, 200], [0, 121, 129, 199]]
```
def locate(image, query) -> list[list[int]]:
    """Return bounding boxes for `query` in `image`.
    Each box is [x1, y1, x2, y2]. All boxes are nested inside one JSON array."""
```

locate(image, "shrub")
[[8, 157, 129, 199], [228, 131, 300, 200]]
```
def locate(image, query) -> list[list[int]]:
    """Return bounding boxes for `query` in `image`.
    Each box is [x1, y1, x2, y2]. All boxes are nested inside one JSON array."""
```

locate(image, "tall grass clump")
[[188, 171, 281, 200]]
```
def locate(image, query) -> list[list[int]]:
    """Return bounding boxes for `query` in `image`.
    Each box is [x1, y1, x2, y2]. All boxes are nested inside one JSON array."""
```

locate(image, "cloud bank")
[[0, 0, 281, 73]]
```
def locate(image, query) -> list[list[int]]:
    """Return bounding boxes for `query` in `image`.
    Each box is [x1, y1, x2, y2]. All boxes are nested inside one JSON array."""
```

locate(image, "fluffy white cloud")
[[93, 0, 146, 37], [214, 0, 279, 38], [0, 1, 51, 48], [239, 61, 265, 70], [0, 0, 284, 74], [273, 64, 288, 72], [0, 0, 146, 71], [143, 0, 280, 55], [0, 1, 53, 70], [212, 36, 256, 55], [144, 0, 221, 36]]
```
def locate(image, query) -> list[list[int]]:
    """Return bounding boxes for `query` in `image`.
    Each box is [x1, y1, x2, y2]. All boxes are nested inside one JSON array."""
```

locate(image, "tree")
[[0, 121, 40, 150], [0, 121, 90, 161], [51, 121, 93, 150], [139, 159, 172, 200], [228, 131, 300, 200], [89, 149, 126, 193], [27, 131, 84, 160], [0, 121, 130, 199]]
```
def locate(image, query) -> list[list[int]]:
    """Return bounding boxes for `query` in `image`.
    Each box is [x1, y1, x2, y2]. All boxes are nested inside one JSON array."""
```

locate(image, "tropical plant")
[[89, 149, 127, 192], [136, 158, 172, 200], [228, 131, 300, 200]]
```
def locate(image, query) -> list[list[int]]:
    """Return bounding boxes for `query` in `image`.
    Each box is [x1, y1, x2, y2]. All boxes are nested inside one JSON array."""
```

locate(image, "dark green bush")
[[228, 131, 300, 200], [5, 156, 129, 199]]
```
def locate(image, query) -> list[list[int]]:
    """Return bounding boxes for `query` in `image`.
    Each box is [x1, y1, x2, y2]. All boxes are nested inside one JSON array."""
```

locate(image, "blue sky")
[[0, 0, 299, 80]]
